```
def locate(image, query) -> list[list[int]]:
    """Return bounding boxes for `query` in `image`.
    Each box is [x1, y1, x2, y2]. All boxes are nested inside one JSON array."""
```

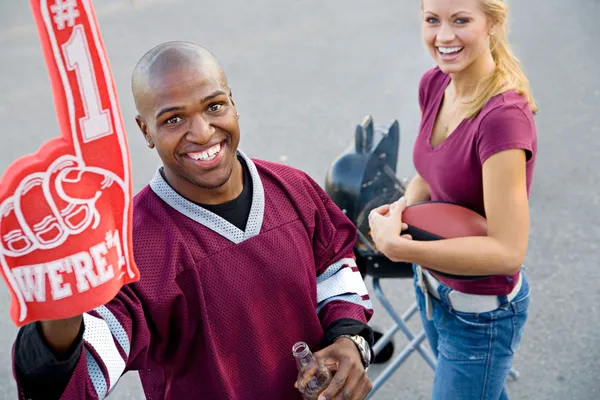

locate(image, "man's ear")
[[228, 85, 236, 107], [136, 115, 154, 149]]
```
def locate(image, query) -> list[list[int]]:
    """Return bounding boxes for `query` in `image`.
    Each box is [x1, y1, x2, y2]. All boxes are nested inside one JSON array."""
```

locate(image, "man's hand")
[[314, 337, 372, 400]]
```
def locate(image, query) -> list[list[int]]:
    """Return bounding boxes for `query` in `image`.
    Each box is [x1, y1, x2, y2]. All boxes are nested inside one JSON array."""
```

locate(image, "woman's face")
[[421, 0, 494, 75]]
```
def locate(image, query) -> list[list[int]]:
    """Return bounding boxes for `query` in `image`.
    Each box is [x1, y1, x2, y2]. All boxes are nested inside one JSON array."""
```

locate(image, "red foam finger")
[[38, 0, 129, 175], [45, 160, 93, 232], [15, 176, 66, 248], [57, 168, 113, 201], [0, 200, 35, 256], [0, 0, 139, 327]]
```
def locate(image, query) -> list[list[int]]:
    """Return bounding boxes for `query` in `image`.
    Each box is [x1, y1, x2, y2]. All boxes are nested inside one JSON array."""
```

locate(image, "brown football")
[[401, 201, 488, 240]]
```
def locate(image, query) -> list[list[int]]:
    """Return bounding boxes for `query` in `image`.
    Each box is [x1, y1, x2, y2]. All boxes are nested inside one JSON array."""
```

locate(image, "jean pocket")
[[450, 308, 495, 327], [437, 308, 491, 361]]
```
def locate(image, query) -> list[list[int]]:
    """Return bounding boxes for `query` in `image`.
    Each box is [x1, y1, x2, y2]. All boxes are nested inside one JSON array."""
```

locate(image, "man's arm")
[[13, 285, 151, 400], [14, 319, 84, 399], [301, 175, 374, 351], [299, 173, 375, 399], [323, 318, 373, 351]]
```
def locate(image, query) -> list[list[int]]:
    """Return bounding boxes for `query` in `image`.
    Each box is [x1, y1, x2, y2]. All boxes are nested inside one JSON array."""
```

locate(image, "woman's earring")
[[147, 141, 154, 148], [236, 112, 240, 119]]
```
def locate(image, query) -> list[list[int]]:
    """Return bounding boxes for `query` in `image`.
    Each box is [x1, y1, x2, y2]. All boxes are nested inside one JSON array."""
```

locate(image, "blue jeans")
[[412, 266, 530, 400]]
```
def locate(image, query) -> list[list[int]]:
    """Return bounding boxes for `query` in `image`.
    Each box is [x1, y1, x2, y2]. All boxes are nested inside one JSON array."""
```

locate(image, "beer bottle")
[[293, 342, 332, 399]]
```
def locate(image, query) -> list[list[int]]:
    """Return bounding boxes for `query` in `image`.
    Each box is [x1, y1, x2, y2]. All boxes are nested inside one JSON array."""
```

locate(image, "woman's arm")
[[404, 173, 430, 206], [375, 148, 530, 276]]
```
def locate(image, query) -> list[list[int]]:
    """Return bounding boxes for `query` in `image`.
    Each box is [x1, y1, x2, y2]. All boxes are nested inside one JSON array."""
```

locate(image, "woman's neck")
[[448, 52, 497, 101]]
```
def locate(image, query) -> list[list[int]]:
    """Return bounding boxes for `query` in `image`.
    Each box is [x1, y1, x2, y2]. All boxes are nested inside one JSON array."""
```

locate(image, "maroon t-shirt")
[[413, 66, 537, 295]]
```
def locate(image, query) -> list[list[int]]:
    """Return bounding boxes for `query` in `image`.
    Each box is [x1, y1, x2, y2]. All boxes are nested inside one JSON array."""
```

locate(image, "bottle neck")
[[293, 342, 316, 369]]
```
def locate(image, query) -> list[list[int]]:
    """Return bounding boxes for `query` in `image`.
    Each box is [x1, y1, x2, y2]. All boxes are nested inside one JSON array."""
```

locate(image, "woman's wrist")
[[381, 236, 413, 263]]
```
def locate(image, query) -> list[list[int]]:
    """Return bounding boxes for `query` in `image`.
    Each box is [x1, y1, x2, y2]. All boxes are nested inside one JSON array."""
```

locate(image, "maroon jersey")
[[13, 151, 373, 399]]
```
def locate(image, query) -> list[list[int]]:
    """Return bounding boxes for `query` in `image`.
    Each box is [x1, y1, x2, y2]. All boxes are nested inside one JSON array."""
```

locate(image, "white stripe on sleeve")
[[317, 263, 369, 304], [317, 258, 355, 284], [83, 313, 126, 395], [85, 348, 107, 399], [94, 305, 130, 356], [316, 293, 373, 313]]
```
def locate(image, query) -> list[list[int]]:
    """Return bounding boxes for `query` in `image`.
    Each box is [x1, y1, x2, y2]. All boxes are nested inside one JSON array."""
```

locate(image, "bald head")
[[130, 42, 242, 203], [131, 41, 228, 112]]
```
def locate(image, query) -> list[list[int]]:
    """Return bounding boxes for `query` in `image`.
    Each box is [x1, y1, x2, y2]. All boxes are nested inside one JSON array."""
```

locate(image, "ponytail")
[[464, 1, 539, 119]]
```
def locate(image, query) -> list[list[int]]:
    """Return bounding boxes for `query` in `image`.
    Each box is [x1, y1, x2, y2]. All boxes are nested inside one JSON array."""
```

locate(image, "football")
[[401, 201, 488, 240]]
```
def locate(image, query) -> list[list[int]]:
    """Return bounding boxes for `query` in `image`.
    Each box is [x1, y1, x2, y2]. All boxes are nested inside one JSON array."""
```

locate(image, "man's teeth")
[[438, 47, 463, 54], [189, 143, 221, 161]]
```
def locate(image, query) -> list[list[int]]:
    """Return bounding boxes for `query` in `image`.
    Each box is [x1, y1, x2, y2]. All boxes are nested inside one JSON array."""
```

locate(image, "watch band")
[[335, 334, 372, 368]]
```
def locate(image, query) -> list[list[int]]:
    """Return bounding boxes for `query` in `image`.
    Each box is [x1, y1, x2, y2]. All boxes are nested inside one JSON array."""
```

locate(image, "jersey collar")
[[149, 150, 265, 244]]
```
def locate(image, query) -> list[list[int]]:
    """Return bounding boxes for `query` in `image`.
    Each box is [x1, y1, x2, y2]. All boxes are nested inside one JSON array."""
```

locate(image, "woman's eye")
[[426, 17, 439, 24], [166, 116, 182, 124], [455, 18, 469, 24]]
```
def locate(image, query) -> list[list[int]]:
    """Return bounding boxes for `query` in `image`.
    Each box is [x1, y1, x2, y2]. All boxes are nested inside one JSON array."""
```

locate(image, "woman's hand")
[[368, 197, 412, 261]]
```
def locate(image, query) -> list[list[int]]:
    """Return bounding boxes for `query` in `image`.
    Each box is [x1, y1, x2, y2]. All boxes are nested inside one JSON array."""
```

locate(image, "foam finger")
[[30, 0, 131, 177], [0, 198, 36, 256], [14, 174, 67, 249]]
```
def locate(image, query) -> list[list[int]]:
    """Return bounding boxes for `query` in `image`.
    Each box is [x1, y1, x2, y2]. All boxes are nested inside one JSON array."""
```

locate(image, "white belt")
[[415, 264, 522, 320]]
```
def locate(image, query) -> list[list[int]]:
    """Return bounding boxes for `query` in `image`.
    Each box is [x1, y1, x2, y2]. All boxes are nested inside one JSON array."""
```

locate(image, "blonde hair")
[[464, 0, 538, 119]]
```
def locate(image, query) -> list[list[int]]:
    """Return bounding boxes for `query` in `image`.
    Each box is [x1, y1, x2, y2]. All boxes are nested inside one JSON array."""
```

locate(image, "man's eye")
[[208, 103, 223, 112], [166, 116, 182, 124]]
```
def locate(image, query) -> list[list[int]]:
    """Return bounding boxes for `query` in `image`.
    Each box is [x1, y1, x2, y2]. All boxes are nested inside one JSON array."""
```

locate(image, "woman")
[[368, 0, 537, 399]]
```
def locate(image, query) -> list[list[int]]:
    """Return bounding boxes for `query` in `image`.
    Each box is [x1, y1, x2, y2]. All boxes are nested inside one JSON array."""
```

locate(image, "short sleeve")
[[418, 73, 427, 113], [418, 66, 443, 114], [418, 68, 432, 113], [477, 105, 536, 165]]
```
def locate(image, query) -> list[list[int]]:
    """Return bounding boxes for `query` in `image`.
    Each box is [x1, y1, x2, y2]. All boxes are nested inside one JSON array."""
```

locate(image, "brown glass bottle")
[[293, 342, 332, 400]]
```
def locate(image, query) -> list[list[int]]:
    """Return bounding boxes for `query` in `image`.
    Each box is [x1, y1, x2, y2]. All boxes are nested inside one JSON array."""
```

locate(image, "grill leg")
[[366, 278, 438, 398], [373, 278, 437, 370], [367, 330, 429, 399]]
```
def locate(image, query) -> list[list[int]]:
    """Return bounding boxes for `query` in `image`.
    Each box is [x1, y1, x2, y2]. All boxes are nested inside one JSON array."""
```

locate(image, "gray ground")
[[0, 0, 599, 399]]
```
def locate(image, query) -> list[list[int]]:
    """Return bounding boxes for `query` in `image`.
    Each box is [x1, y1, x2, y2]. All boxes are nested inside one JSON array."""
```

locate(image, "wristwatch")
[[335, 334, 372, 369]]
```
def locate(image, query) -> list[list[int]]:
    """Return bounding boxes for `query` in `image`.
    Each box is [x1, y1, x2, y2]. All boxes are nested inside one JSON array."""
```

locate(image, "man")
[[12, 41, 375, 400]]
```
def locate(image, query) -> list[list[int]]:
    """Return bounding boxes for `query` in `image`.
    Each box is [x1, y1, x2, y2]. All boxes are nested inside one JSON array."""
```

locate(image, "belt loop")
[[498, 295, 510, 309], [440, 284, 452, 310]]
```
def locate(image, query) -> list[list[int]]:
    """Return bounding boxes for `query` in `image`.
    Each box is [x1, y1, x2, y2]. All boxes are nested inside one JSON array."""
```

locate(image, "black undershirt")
[[195, 155, 253, 231], [159, 155, 253, 231], [14, 157, 373, 399]]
